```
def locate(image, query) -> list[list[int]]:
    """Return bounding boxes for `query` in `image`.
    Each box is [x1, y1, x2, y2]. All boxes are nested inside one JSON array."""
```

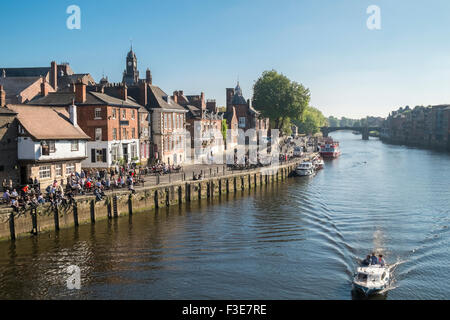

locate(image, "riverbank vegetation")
[[252, 70, 310, 135]]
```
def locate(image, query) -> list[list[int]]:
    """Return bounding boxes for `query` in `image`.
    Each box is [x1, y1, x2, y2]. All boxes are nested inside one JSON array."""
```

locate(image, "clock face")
[[128, 61, 132, 66]]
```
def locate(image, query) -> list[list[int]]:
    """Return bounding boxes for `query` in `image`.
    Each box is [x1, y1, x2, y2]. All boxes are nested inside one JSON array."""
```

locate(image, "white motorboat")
[[295, 162, 315, 176], [313, 157, 324, 170], [352, 264, 390, 296]]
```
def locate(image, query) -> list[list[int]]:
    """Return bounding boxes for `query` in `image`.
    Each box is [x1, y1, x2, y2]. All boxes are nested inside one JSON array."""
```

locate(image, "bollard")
[[90, 200, 95, 223], [73, 202, 79, 226], [9, 212, 15, 241], [31, 208, 38, 235], [128, 194, 133, 215], [54, 206, 60, 231]]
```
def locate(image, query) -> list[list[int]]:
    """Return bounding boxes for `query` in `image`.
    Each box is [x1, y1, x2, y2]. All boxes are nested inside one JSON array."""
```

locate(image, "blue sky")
[[2, 0, 450, 118]]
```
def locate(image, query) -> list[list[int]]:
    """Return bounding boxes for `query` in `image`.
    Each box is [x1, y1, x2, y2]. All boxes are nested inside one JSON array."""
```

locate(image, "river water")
[[0, 131, 449, 300]]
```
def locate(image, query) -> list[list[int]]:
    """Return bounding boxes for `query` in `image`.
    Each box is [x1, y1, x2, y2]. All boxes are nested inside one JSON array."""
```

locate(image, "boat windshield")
[[357, 273, 368, 282]]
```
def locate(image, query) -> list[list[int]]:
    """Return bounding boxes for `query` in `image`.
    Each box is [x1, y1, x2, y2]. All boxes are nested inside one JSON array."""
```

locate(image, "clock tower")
[[122, 45, 139, 85]]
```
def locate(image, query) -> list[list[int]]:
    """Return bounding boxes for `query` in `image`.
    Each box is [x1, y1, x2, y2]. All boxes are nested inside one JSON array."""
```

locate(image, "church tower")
[[122, 45, 139, 85]]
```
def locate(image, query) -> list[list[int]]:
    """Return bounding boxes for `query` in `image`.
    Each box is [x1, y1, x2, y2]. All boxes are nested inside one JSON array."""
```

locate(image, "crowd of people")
[[1, 162, 186, 213]]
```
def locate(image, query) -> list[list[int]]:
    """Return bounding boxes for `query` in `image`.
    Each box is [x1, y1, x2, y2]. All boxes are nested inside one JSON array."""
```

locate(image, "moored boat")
[[295, 162, 315, 176], [319, 138, 341, 159], [312, 156, 324, 170]]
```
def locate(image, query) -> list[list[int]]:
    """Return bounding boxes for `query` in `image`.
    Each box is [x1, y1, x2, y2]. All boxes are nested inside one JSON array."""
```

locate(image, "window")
[[239, 117, 246, 128], [55, 164, 62, 177], [39, 166, 51, 179], [112, 108, 117, 119], [95, 128, 102, 141], [48, 141, 56, 153], [131, 144, 137, 159], [132, 128, 135, 139], [111, 145, 119, 162], [71, 140, 79, 151], [95, 108, 102, 119], [123, 128, 128, 140], [113, 128, 117, 140], [96, 149, 104, 162], [122, 109, 126, 120], [131, 110, 135, 120], [164, 114, 168, 129], [66, 163, 75, 174]]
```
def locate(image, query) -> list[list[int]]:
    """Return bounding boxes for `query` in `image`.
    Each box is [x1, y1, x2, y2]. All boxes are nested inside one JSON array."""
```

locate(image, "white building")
[[7, 104, 89, 188]]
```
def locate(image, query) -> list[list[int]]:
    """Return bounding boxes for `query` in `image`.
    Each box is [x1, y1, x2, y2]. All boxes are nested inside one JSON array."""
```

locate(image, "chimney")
[[172, 91, 178, 104], [69, 100, 78, 127], [146, 68, 152, 85], [139, 81, 148, 106], [50, 61, 58, 90], [75, 80, 86, 103], [119, 83, 128, 101], [0, 85, 6, 107], [200, 92, 205, 111], [69, 82, 76, 93], [40, 77, 49, 97]]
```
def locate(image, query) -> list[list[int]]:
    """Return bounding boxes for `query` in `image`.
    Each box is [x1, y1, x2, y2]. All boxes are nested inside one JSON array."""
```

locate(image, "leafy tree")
[[221, 119, 228, 142], [328, 116, 340, 127], [294, 106, 327, 135], [253, 70, 310, 131]]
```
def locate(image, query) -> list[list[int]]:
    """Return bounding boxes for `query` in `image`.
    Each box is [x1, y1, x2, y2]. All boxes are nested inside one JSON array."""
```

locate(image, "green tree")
[[294, 106, 327, 135], [221, 119, 228, 142], [253, 70, 310, 131], [328, 116, 340, 127]]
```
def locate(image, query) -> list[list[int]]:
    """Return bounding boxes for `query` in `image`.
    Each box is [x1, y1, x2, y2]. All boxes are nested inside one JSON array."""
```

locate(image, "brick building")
[[29, 81, 142, 168], [172, 90, 223, 162], [0, 87, 19, 186], [225, 82, 269, 132]]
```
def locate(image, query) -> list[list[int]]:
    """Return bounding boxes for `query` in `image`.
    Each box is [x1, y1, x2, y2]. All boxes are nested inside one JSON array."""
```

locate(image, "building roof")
[[6, 104, 90, 140], [0, 76, 41, 95], [29, 90, 142, 108], [184, 104, 202, 118], [148, 85, 187, 112], [1, 67, 50, 78], [58, 73, 95, 89], [0, 107, 17, 115]]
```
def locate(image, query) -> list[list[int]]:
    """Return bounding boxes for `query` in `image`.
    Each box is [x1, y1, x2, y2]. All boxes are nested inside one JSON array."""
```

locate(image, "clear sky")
[[2, 0, 450, 118]]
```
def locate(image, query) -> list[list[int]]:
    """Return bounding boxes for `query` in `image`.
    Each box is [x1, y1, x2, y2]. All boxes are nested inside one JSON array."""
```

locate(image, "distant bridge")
[[320, 126, 380, 140]]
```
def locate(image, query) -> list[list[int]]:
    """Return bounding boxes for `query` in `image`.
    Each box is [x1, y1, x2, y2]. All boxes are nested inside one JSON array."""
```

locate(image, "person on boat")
[[361, 255, 371, 266], [370, 252, 378, 265], [378, 254, 385, 267]]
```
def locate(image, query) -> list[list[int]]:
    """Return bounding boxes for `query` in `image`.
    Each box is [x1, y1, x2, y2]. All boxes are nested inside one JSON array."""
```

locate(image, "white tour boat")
[[295, 162, 315, 176], [352, 264, 390, 296]]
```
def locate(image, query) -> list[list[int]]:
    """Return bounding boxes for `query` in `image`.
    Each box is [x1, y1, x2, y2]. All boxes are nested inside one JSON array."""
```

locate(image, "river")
[[0, 131, 449, 300]]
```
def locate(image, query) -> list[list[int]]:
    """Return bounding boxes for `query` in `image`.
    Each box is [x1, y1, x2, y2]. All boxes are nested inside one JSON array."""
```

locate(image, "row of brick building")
[[0, 47, 270, 188], [380, 105, 450, 150]]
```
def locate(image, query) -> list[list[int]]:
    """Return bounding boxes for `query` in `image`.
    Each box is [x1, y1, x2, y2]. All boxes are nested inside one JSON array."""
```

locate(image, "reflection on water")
[[0, 131, 450, 299]]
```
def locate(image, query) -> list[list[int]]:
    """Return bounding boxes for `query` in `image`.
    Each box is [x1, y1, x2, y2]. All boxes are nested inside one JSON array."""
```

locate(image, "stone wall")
[[0, 158, 308, 242]]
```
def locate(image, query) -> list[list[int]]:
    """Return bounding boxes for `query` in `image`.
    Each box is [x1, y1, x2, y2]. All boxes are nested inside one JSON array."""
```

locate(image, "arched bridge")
[[320, 126, 380, 140]]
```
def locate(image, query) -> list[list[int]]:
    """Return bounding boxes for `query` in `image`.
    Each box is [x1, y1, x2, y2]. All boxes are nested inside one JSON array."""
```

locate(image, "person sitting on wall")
[[2, 189, 10, 204], [93, 188, 103, 201]]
